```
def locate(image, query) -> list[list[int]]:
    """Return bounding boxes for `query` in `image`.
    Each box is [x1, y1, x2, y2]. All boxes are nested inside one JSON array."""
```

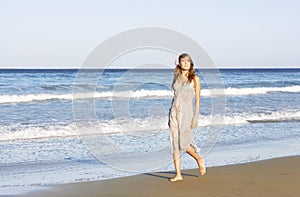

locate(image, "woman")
[[168, 53, 206, 182]]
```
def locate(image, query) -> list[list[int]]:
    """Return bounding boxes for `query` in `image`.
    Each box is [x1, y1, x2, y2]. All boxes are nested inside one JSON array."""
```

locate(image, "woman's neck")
[[181, 71, 188, 78]]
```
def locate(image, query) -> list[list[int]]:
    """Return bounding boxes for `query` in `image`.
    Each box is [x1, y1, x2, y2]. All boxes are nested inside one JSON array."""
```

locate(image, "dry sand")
[[19, 156, 300, 197]]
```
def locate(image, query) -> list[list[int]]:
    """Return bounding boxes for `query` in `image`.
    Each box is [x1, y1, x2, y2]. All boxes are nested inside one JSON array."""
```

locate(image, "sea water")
[[0, 69, 300, 195]]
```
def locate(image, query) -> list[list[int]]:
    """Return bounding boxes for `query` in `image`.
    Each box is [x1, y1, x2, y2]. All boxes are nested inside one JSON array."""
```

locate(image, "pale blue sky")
[[0, 0, 299, 68]]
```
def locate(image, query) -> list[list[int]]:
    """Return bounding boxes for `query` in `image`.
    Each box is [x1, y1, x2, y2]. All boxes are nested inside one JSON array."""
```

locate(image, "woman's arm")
[[191, 75, 201, 128]]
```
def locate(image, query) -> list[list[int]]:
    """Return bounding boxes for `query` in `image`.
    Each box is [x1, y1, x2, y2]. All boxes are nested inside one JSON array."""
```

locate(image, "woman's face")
[[179, 56, 191, 70]]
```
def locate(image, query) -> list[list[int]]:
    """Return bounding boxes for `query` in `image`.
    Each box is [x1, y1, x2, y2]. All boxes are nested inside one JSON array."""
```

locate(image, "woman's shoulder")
[[194, 74, 200, 83]]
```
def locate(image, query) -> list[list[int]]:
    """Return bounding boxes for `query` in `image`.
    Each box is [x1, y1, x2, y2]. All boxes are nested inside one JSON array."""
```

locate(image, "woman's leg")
[[186, 146, 206, 176], [170, 149, 183, 182]]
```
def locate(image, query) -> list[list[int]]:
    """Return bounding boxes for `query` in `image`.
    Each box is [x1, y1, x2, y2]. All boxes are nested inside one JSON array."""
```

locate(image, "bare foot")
[[197, 158, 206, 176], [169, 175, 183, 182]]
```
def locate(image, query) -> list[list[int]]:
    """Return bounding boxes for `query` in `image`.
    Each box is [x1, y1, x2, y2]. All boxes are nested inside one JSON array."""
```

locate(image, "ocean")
[[1, 68, 300, 195]]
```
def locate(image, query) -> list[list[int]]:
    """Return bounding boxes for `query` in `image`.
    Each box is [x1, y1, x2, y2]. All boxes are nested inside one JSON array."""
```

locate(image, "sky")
[[0, 0, 299, 69]]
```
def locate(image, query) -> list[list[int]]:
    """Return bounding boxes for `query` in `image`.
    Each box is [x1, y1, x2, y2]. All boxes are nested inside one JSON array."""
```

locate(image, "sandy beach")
[[18, 156, 300, 197]]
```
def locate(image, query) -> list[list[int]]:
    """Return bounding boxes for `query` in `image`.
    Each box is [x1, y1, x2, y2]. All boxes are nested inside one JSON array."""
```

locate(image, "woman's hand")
[[191, 116, 198, 129]]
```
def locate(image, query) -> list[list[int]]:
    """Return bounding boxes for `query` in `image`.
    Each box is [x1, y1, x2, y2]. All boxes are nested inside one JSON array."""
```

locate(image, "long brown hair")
[[173, 53, 196, 88]]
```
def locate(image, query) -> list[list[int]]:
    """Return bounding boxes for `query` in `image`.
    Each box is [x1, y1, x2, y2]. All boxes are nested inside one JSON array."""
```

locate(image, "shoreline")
[[18, 155, 300, 197]]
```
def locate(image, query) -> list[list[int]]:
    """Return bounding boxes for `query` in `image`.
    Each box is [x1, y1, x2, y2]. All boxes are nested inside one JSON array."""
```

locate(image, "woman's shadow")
[[143, 171, 198, 180]]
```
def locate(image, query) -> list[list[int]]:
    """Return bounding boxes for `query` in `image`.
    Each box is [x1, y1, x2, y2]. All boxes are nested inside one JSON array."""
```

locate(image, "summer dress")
[[168, 74, 200, 155]]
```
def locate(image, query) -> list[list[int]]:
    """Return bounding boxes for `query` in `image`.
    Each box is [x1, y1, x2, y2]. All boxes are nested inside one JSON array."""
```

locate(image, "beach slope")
[[20, 156, 300, 197]]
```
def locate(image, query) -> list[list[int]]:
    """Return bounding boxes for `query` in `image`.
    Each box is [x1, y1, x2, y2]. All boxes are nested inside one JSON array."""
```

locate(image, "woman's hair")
[[173, 53, 196, 86]]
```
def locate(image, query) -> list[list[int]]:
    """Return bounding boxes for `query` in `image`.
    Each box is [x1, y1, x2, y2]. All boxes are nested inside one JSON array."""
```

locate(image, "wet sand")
[[19, 156, 300, 197]]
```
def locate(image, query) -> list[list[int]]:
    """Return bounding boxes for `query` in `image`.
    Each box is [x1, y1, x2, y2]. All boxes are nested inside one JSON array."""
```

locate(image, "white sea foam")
[[223, 85, 300, 96], [1, 110, 299, 142], [1, 85, 300, 104]]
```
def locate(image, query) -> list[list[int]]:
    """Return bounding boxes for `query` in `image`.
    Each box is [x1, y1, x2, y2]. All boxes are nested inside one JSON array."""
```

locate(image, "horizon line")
[[0, 67, 300, 70]]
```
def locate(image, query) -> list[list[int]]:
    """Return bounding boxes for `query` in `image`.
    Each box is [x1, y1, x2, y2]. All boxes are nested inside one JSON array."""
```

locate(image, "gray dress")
[[168, 74, 200, 155]]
